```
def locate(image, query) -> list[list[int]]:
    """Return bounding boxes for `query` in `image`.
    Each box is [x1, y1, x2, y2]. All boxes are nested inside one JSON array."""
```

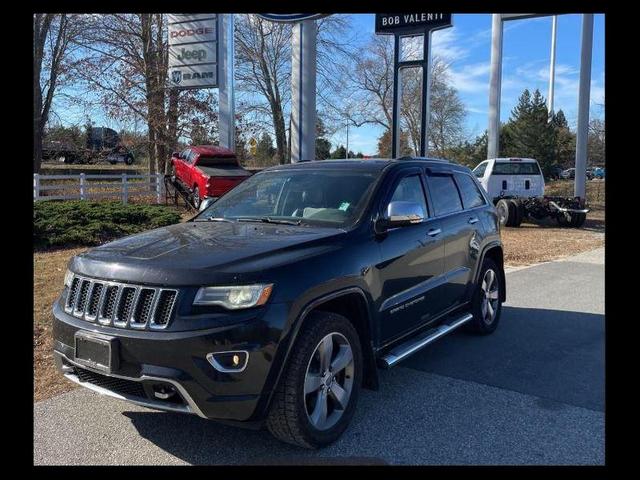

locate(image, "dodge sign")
[[168, 14, 218, 89]]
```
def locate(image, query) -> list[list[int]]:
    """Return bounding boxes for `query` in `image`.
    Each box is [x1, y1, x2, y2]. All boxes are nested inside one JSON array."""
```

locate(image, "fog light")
[[206, 351, 249, 373], [152, 384, 177, 400]]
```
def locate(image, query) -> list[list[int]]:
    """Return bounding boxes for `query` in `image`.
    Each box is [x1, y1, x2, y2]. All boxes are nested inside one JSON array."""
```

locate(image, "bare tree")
[[235, 15, 291, 164], [33, 14, 78, 172], [331, 33, 467, 157], [70, 14, 217, 175]]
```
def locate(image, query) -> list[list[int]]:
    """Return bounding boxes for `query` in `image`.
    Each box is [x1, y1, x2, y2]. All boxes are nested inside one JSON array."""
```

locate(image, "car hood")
[[70, 221, 346, 286]]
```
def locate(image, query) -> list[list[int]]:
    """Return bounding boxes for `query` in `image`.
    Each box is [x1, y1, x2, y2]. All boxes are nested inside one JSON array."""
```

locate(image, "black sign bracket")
[[376, 13, 453, 158]]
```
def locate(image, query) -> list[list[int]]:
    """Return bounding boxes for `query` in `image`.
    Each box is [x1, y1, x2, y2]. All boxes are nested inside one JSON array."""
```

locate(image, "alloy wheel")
[[481, 268, 500, 325], [304, 332, 354, 431]]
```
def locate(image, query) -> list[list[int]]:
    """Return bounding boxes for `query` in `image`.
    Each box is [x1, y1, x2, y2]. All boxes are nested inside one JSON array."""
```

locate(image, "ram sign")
[[167, 14, 218, 89]]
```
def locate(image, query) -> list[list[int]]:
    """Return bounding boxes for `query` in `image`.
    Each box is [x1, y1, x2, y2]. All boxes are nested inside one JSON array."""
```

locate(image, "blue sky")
[[50, 13, 605, 157], [332, 13, 605, 155]]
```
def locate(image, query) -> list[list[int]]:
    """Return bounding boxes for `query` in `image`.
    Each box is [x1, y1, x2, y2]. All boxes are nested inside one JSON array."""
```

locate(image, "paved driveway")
[[34, 248, 605, 465]]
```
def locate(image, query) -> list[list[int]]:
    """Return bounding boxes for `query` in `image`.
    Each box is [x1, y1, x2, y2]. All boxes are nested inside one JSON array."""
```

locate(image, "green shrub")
[[34, 201, 181, 250]]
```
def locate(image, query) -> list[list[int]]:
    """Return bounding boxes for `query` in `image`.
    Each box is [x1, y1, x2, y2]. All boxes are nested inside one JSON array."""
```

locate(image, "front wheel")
[[467, 258, 503, 334], [266, 311, 362, 449]]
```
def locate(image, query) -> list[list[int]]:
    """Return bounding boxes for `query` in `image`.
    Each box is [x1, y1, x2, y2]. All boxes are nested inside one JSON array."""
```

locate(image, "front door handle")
[[427, 228, 442, 237], [468, 217, 479, 224]]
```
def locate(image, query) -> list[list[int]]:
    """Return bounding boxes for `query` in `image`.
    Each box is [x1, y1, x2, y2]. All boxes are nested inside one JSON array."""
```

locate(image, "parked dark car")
[[547, 164, 564, 181], [53, 158, 505, 448]]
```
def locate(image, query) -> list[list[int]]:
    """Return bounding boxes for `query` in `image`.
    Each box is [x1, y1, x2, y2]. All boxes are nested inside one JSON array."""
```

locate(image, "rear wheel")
[[496, 199, 510, 227], [496, 199, 517, 227], [124, 155, 134, 165], [192, 186, 201, 209], [557, 211, 586, 228], [509, 199, 523, 227], [266, 311, 362, 449], [467, 258, 503, 334]]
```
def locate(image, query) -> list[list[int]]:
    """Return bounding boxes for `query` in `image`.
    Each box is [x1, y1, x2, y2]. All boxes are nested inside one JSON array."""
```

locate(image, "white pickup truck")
[[473, 157, 589, 228]]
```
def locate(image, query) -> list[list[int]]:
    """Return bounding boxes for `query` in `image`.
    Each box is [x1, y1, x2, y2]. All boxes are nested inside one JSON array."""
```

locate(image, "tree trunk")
[[272, 102, 287, 164]]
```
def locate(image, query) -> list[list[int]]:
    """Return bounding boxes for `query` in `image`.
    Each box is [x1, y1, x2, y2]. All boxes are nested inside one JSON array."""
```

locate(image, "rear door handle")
[[468, 217, 479, 224], [427, 228, 442, 237]]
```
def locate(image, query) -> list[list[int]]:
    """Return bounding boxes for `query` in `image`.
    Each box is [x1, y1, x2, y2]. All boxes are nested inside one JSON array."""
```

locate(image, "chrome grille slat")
[[131, 288, 156, 328], [65, 274, 178, 329], [151, 290, 178, 328], [73, 280, 91, 317], [65, 277, 81, 313], [86, 282, 106, 321]]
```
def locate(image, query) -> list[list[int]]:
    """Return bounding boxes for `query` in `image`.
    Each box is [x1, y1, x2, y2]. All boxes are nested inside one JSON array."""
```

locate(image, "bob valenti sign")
[[375, 13, 452, 34]]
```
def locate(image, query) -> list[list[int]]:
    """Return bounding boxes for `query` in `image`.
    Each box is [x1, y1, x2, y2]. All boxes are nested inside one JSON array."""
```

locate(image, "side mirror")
[[172, 151, 180, 159], [376, 201, 425, 233]]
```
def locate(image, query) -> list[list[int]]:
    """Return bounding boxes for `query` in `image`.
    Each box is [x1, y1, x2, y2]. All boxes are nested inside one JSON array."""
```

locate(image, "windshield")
[[492, 162, 541, 175], [196, 168, 379, 228]]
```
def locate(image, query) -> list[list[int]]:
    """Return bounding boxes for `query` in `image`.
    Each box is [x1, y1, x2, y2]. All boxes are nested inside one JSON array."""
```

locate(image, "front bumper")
[[52, 298, 290, 423]]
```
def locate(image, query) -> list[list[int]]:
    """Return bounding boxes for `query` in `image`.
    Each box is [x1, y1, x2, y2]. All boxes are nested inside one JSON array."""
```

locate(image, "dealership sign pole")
[[257, 14, 327, 163], [375, 14, 452, 158], [167, 14, 235, 152], [488, 14, 593, 204]]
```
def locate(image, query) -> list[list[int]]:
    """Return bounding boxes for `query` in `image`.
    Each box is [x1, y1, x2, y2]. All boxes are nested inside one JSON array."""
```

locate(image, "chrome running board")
[[379, 313, 474, 369]]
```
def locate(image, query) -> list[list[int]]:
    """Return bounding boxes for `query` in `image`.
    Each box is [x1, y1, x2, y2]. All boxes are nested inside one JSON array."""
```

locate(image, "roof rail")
[[396, 156, 450, 163]]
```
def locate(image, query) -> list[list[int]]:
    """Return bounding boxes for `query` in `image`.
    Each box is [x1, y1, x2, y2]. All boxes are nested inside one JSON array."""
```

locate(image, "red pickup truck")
[[170, 145, 252, 208]]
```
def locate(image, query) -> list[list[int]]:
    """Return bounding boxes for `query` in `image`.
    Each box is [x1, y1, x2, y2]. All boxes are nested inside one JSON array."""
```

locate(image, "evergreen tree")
[[551, 109, 576, 167], [315, 117, 332, 160], [255, 132, 276, 166], [501, 89, 557, 176], [331, 145, 347, 159]]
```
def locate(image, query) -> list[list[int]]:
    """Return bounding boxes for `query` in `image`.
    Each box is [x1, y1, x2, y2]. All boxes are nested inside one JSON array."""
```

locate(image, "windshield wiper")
[[237, 216, 302, 226]]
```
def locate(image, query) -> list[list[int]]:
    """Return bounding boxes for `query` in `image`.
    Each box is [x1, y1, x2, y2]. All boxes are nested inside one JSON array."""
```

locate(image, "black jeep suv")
[[53, 157, 505, 448]]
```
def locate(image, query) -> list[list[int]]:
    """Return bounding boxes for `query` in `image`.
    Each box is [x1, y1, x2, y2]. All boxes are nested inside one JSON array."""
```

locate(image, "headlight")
[[64, 269, 74, 288], [193, 284, 273, 310]]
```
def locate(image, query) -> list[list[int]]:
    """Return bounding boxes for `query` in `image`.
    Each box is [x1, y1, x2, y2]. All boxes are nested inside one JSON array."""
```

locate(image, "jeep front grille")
[[64, 274, 178, 329]]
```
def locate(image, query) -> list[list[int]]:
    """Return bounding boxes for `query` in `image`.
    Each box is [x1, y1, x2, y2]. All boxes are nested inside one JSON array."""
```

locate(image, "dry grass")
[[34, 247, 88, 402], [501, 179, 605, 266]]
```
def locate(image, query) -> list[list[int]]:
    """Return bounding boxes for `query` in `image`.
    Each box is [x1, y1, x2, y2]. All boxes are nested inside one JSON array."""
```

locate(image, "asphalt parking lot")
[[34, 248, 605, 465]]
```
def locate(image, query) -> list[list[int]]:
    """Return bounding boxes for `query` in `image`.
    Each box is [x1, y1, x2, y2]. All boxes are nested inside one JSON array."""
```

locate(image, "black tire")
[[570, 212, 586, 228], [124, 155, 134, 165], [496, 199, 513, 227], [509, 199, 523, 227], [266, 310, 363, 449], [467, 258, 503, 334], [556, 211, 586, 228], [192, 186, 201, 209]]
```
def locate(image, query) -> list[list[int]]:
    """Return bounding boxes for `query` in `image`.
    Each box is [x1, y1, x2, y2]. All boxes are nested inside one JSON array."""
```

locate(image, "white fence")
[[33, 173, 165, 204]]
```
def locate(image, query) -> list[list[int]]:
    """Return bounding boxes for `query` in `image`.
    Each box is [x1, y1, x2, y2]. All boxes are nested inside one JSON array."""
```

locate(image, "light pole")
[[548, 15, 558, 116], [345, 120, 349, 159]]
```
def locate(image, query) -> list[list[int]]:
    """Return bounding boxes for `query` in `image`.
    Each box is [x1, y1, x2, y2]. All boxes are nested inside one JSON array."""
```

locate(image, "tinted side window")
[[455, 173, 486, 209], [426, 174, 463, 216], [388, 175, 428, 218]]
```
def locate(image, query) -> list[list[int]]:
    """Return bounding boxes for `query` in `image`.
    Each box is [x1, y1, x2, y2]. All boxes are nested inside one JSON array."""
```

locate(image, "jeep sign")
[[168, 14, 218, 89]]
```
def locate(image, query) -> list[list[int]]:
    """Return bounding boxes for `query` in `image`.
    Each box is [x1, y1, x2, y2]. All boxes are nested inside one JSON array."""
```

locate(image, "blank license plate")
[[74, 332, 117, 373]]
